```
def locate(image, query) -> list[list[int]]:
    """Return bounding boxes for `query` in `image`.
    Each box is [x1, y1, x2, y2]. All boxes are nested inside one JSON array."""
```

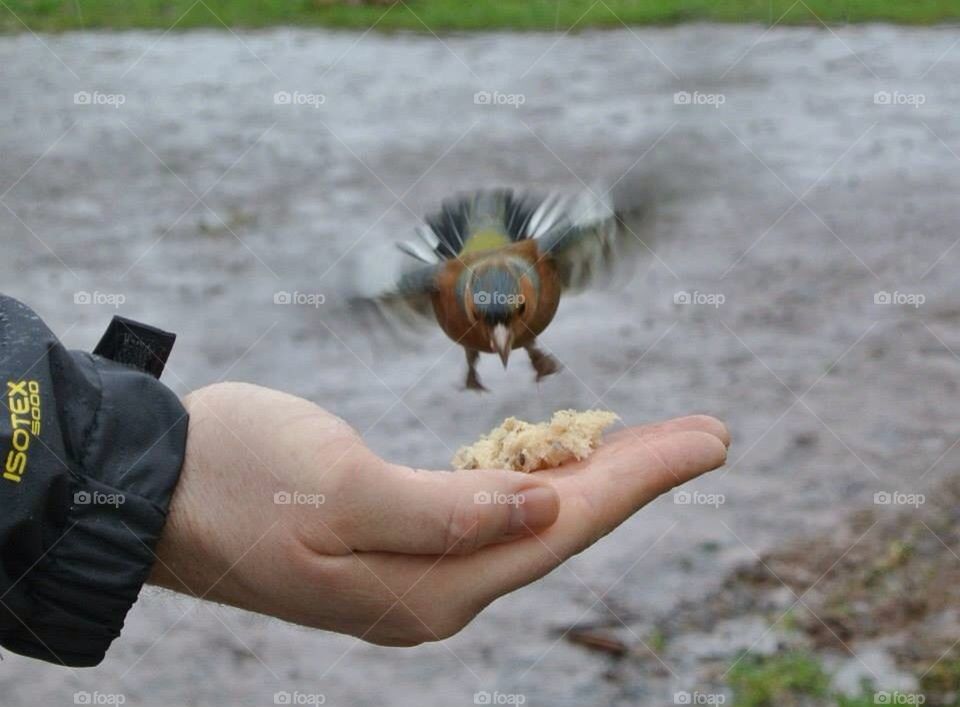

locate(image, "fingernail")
[[508, 485, 559, 534]]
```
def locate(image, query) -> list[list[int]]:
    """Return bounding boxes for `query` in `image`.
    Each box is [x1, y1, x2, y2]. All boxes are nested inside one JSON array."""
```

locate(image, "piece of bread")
[[452, 409, 619, 473]]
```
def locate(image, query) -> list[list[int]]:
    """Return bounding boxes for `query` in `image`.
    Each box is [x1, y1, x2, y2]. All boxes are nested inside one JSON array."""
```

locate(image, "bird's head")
[[466, 264, 531, 367]]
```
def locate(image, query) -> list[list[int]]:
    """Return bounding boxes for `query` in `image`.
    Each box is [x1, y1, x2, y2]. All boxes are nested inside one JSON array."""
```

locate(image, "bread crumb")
[[452, 409, 619, 472]]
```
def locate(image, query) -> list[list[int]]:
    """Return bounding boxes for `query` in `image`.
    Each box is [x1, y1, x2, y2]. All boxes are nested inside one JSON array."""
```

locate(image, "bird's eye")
[[517, 302, 526, 315]]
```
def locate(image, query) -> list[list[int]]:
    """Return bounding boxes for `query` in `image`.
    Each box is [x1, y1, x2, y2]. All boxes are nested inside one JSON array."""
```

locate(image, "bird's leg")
[[464, 348, 488, 392], [526, 340, 561, 382]]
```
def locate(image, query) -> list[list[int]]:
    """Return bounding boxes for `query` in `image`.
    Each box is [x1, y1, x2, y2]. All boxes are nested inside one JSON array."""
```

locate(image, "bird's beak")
[[491, 324, 512, 368]]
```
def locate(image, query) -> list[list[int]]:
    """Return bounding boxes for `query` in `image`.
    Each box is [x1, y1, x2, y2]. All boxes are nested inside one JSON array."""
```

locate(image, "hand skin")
[[149, 382, 729, 646]]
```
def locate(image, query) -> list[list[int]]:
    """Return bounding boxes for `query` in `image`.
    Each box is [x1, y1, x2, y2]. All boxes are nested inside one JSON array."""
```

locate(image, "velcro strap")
[[93, 316, 176, 380]]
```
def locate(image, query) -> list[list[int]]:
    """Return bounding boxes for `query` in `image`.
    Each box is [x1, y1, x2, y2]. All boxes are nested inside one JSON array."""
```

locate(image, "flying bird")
[[358, 188, 640, 391]]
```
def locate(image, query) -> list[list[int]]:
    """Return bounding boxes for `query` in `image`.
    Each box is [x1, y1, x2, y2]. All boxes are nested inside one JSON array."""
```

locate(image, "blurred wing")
[[341, 232, 443, 348], [358, 262, 440, 335], [399, 189, 546, 261], [397, 224, 445, 264], [376, 264, 440, 320], [536, 191, 637, 292]]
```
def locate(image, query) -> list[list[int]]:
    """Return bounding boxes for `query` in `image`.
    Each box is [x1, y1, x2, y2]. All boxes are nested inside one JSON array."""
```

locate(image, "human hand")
[[149, 382, 728, 645]]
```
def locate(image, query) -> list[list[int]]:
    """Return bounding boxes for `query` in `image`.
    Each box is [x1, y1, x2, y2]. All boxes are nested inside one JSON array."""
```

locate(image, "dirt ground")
[[1, 23, 959, 707], [650, 470, 960, 705]]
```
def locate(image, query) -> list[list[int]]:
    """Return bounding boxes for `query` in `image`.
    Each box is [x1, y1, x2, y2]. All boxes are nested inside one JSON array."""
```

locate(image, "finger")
[[586, 429, 729, 510], [335, 465, 560, 555], [533, 415, 729, 486], [608, 414, 730, 448], [336, 425, 729, 641], [456, 428, 728, 600], [331, 415, 726, 557]]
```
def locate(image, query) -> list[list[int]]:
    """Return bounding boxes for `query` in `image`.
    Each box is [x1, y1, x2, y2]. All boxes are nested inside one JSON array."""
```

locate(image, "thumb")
[[338, 464, 560, 555]]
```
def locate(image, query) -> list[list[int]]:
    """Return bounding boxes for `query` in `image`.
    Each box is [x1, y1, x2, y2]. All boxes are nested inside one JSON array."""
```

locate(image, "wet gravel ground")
[[1, 23, 959, 707]]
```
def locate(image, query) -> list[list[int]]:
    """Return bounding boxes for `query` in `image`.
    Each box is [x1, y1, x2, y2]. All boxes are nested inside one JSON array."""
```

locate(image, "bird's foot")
[[527, 345, 561, 382], [464, 348, 488, 392], [465, 370, 488, 392]]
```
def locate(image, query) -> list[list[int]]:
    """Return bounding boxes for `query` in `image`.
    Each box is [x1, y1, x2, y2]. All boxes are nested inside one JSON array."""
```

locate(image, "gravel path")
[[1, 23, 959, 706]]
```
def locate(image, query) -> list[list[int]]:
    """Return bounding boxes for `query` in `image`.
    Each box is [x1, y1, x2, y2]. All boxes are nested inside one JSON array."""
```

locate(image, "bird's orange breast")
[[429, 240, 562, 352]]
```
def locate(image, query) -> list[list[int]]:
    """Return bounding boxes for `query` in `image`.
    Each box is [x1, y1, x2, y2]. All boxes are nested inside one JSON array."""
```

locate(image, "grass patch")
[[728, 651, 831, 707], [727, 651, 946, 707], [2, 0, 960, 33]]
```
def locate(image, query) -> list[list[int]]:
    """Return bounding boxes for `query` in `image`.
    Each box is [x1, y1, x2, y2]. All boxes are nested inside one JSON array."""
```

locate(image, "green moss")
[[647, 627, 668, 653], [779, 608, 799, 633], [3, 0, 960, 33], [699, 540, 722, 554], [728, 651, 830, 707], [921, 656, 960, 703], [836, 694, 880, 707]]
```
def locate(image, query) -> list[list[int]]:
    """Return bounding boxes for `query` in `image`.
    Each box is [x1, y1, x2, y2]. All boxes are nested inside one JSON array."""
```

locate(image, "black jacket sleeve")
[[0, 295, 188, 667]]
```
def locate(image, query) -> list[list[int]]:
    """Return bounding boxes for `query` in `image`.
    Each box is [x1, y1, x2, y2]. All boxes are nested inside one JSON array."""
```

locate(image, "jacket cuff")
[[0, 300, 188, 667], [6, 477, 171, 667]]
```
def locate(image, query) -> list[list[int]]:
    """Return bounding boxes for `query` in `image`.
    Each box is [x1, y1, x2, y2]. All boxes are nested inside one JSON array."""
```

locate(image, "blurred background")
[[2, 2, 960, 705]]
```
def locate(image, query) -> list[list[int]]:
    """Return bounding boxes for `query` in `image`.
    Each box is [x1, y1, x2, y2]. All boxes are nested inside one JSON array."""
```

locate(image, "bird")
[[357, 188, 638, 391]]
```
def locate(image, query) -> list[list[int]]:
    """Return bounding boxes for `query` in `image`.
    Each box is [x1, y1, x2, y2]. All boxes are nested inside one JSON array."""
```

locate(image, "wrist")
[[146, 384, 299, 617], [148, 388, 220, 597]]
